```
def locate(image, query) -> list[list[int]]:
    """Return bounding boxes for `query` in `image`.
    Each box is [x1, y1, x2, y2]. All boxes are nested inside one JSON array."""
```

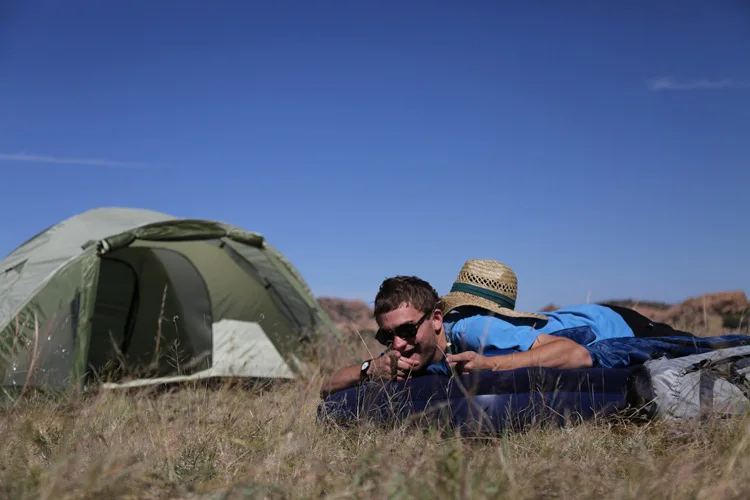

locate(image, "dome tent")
[[0, 207, 338, 391]]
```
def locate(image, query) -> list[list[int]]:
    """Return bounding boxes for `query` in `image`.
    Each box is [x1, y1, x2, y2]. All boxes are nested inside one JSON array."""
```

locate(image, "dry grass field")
[[4, 375, 750, 499], [2, 316, 750, 499]]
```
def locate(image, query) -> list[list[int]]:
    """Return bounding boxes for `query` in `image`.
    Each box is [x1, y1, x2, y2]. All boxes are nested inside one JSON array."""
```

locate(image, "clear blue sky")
[[1, 1, 748, 311]]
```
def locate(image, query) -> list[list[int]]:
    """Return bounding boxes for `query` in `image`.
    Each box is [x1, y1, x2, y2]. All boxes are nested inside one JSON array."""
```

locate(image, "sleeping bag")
[[585, 333, 750, 369]]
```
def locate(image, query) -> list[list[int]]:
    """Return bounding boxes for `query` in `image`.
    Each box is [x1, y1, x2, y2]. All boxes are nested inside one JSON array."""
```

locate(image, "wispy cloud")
[[648, 76, 750, 92], [0, 152, 148, 168]]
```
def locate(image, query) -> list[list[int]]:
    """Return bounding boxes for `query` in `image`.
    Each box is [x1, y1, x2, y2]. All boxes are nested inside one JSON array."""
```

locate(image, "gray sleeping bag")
[[643, 346, 750, 420]]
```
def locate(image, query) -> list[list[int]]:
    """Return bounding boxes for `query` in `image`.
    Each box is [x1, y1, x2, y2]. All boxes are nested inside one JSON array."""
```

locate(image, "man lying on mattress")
[[320, 259, 744, 399]]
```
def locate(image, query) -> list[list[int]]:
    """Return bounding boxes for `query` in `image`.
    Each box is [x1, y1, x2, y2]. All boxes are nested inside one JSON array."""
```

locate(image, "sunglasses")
[[375, 311, 430, 346]]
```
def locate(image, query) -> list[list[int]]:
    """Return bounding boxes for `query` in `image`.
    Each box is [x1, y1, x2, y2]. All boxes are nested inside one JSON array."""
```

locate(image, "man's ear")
[[431, 308, 443, 332]]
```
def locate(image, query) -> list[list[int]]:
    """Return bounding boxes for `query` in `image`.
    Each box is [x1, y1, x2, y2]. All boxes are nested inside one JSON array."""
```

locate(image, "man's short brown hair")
[[373, 276, 440, 319]]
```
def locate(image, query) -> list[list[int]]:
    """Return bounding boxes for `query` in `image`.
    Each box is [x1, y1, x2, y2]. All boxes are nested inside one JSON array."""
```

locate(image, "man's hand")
[[369, 351, 420, 381], [445, 351, 496, 374], [319, 350, 423, 399]]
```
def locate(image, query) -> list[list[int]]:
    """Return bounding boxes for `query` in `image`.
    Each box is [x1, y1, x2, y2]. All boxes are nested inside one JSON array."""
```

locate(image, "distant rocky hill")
[[600, 290, 748, 334], [317, 297, 378, 336], [316, 297, 381, 360], [319, 290, 749, 339]]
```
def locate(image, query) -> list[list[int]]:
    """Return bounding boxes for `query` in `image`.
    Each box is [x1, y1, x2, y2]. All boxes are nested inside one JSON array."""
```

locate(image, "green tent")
[[0, 207, 337, 391]]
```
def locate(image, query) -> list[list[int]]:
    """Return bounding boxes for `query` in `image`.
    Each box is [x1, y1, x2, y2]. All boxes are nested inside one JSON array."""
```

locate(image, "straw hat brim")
[[439, 290, 548, 323]]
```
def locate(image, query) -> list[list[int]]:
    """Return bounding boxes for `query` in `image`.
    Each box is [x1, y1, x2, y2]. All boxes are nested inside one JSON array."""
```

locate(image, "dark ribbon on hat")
[[450, 282, 516, 310]]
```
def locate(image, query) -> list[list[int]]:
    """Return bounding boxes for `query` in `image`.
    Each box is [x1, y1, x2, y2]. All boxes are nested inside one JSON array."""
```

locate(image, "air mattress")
[[318, 367, 639, 435]]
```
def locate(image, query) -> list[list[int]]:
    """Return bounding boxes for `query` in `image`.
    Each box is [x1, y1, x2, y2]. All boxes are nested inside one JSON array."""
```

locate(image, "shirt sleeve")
[[451, 314, 540, 354]]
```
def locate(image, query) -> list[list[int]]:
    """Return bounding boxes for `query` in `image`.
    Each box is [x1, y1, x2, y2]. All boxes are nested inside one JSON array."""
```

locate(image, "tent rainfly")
[[0, 207, 337, 391]]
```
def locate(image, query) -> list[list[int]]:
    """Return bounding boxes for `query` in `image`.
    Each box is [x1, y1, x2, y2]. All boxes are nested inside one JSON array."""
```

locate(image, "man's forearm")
[[319, 365, 362, 399], [491, 337, 592, 371]]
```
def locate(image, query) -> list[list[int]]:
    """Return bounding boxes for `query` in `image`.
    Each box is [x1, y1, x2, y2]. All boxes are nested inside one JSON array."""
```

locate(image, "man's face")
[[375, 302, 445, 372]]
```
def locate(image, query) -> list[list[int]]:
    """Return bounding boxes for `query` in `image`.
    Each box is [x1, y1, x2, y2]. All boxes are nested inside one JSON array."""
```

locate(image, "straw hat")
[[439, 259, 548, 322]]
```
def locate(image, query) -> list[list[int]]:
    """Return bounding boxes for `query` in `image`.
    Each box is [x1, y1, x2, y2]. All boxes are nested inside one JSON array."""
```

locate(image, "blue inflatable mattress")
[[318, 366, 639, 435]]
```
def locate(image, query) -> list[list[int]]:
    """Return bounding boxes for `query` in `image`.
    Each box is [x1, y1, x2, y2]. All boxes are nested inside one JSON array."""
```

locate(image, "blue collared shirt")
[[424, 304, 635, 376]]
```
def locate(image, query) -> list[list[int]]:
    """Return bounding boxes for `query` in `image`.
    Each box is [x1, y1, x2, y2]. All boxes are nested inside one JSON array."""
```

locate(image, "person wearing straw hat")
[[437, 259, 698, 375], [437, 259, 637, 375]]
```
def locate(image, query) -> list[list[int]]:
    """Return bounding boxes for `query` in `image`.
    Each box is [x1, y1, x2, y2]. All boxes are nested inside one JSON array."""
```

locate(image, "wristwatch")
[[360, 359, 372, 383]]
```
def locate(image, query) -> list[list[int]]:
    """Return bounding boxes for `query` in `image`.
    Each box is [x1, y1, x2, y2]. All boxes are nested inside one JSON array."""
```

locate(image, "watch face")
[[361, 360, 370, 371]]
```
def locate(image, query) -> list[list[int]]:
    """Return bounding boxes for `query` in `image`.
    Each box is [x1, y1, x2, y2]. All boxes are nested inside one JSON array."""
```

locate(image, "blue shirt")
[[424, 304, 634, 376]]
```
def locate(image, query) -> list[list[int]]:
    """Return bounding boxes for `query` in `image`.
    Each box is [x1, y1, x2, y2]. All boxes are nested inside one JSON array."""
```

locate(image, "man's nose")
[[392, 335, 408, 350]]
